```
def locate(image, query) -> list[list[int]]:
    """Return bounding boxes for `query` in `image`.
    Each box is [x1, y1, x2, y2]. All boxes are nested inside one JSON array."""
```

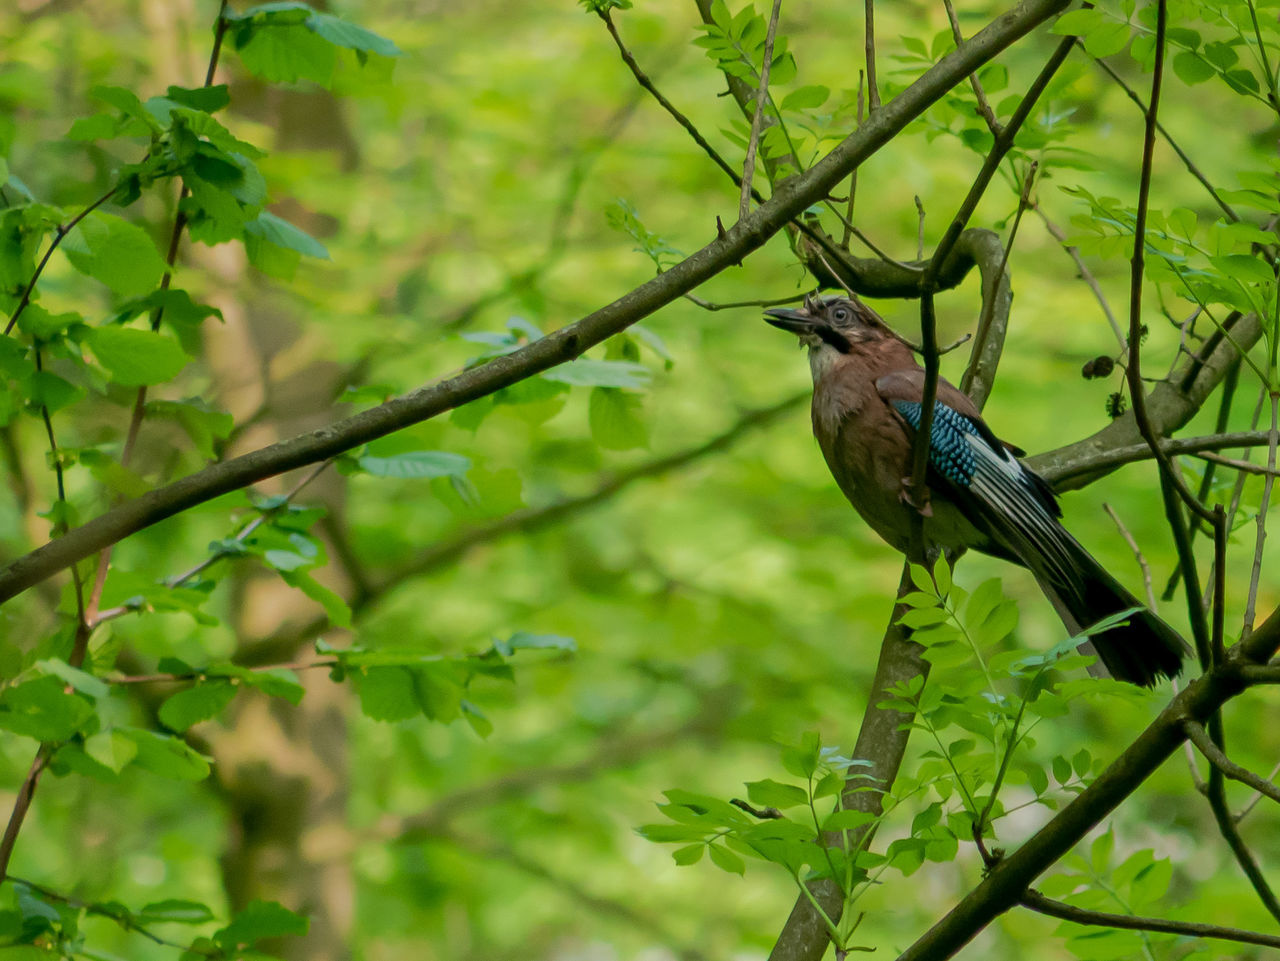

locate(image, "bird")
[[764, 293, 1189, 686]]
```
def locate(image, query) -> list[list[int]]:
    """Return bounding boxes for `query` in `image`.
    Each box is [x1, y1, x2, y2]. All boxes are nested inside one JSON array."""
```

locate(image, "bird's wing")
[[875, 373, 1083, 594]]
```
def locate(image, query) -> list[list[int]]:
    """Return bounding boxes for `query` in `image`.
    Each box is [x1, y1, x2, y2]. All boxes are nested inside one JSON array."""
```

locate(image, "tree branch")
[[0, 0, 1076, 606], [1020, 888, 1280, 950]]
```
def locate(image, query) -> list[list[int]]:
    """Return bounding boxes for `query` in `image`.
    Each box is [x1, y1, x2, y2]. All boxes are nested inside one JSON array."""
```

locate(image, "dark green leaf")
[[217, 899, 308, 948]]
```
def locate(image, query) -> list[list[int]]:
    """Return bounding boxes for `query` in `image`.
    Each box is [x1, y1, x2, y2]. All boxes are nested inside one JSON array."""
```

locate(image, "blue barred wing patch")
[[890, 400, 978, 487]]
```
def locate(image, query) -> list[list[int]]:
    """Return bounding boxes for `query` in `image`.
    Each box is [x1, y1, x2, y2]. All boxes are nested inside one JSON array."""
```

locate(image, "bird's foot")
[[899, 477, 933, 517]]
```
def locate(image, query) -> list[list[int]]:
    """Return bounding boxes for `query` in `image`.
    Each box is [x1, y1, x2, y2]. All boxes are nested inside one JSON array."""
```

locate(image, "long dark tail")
[[1035, 540, 1190, 687]]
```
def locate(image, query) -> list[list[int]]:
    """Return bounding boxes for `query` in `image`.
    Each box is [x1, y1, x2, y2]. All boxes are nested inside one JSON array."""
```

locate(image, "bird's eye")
[[831, 306, 850, 323]]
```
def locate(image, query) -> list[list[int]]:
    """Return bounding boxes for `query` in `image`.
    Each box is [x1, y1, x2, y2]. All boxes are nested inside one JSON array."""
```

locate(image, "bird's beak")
[[763, 306, 816, 335]]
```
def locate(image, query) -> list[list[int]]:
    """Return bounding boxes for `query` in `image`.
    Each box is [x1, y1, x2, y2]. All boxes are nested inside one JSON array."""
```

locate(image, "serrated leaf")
[[86, 327, 189, 386], [235, 21, 336, 85], [63, 212, 168, 297]]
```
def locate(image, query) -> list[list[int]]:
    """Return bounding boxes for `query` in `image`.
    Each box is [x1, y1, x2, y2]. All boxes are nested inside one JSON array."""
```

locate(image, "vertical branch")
[[864, 0, 880, 112], [943, 0, 1000, 134], [768, 567, 928, 961], [1243, 393, 1278, 635], [740, 0, 783, 220], [840, 72, 865, 250]]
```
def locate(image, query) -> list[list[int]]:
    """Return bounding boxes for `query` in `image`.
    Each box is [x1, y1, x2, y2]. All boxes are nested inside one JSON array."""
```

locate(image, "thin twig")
[[1184, 720, 1280, 807], [3, 876, 219, 955], [864, 0, 879, 112], [3, 185, 119, 337], [1032, 203, 1125, 348], [1238, 760, 1280, 823], [1124, 0, 1216, 531], [1243, 393, 1279, 636], [943, 0, 1001, 134], [841, 71, 865, 249], [601, 10, 749, 194], [0, 750, 50, 881], [740, 0, 783, 220], [1102, 503, 1154, 608], [914, 195, 925, 260], [684, 294, 801, 311], [1021, 889, 1280, 949], [1090, 48, 1239, 224]]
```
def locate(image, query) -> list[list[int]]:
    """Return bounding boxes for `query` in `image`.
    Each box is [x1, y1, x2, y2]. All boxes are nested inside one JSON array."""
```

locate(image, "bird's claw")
[[899, 477, 932, 516]]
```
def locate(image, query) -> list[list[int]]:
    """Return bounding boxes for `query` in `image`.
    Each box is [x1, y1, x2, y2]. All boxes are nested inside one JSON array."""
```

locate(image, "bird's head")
[[764, 295, 888, 375]]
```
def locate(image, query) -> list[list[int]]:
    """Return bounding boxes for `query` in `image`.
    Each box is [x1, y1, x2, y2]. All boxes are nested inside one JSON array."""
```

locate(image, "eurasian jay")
[[765, 293, 1189, 686]]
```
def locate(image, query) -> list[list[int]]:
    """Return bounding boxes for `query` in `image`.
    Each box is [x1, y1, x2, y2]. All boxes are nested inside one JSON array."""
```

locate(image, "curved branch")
[[0, 0, 1075, 606]]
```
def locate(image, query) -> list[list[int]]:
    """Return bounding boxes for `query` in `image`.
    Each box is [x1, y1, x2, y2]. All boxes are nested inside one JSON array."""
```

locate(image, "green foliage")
[[3, 0, 1279, 958]]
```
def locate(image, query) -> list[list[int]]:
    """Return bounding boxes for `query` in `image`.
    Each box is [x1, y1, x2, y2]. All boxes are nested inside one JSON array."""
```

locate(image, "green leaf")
[[1172, 51, 1215, 85], [232, 667, 305, 706], [496, 632, 578, 655], [357, 450, 471, 479], [707, 843, 745, 876], [0, 677, 94, 741], [83, 729, 138, 774], [780, 84, 829, 110], [158, 680, 237, 731], [164, 84, 231, 112], [672, 843, 704, 865], [357, 667, 420, 721], [118, 727, 211, 781], [279, 568, 352, 627], [243, 210, 330, 259], [136, 900, 216, 925], [1082, 20, 1130, 58], [306, 13, 402, 57], [86, 326, 189, 386], [745, 778, 808, 809], [822, 809, 876, 832], [1052, 754, 1072, 785], [235, 20, 336, 85], [541, 358, 651, 389], [1050, 8, 1103, 37], [63, 212, 169, 297], [589, 387, 649, 450], [33, 659, 109, 699], [217, 899, 308, 948]]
